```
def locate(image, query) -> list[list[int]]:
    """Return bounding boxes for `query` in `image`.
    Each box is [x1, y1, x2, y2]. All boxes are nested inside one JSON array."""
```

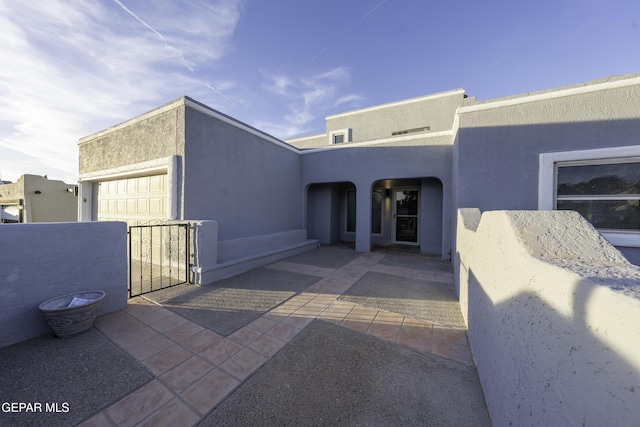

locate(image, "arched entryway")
[[306, 178, 445, 257], [371, 178, 443, 255], [306, 182, 356, 245]]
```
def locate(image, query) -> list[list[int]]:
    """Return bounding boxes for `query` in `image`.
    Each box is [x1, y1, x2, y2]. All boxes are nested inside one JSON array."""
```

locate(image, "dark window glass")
[[372, 190, 382, 234], [346, 190, 356, 232], [557, 199, 640, 230], [333, 134, 344, 144], [556, 160, 640, 231], [557, 162, 640, 196]]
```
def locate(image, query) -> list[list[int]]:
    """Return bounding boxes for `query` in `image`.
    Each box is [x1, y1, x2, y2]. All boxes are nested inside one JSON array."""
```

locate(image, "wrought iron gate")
[[128, 222, 191, 298]]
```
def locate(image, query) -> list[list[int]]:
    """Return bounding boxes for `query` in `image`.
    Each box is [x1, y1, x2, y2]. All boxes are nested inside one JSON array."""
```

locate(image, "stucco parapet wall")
[[457, 72, 640, 114], [300, 130, 454, 154], [78, 96, 299, 154], [462, 209, 640, 298], [325, 88, 465, 119], [457, 208, 640, 425]]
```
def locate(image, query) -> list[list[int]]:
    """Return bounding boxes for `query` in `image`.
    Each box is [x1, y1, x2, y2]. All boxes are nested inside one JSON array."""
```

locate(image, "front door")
[[392, 188, 419, 245]]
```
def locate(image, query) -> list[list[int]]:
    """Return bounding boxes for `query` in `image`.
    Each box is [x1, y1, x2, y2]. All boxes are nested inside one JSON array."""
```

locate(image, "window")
[[330, 128, 352, 145], [345, 189, 384, 234], [372, 189, 382, 234], [346, 190, 356, 232], [391, 126, 430, 136], [555, 159, 640, 232]]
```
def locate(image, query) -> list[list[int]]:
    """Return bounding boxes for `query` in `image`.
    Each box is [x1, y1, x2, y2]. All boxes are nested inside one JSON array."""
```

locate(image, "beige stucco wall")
[[0, 175, 77, 222], [456, 208, 640, 426], [78, 100, 186, 175]]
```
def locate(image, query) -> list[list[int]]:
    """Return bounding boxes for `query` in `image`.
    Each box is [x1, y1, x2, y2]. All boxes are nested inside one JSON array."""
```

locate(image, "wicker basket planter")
[[39, 290, 105, 338]]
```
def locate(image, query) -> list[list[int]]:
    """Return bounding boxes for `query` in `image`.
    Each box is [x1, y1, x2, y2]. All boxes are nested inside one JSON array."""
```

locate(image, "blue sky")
[[1, 0, 639, 184]]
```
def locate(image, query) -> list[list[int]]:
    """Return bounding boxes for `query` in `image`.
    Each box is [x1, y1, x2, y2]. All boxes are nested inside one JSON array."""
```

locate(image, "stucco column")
[[78, 181, 92, 222], [355, 182, 371, 252]]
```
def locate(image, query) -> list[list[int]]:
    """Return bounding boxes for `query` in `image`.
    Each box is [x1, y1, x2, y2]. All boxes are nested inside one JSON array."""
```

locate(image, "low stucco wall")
[[456, 209, 640, 426], [0, 222, 127, 348], [189, 221, 319, 285]]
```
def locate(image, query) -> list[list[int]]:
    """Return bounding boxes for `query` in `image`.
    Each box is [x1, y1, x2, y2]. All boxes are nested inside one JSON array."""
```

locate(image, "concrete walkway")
[[26, 247, 490, 426]]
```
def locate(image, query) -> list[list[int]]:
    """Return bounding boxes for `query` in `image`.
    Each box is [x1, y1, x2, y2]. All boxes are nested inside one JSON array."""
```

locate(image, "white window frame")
[[330, 128, 352, 145], [539, 145, 640, 247]]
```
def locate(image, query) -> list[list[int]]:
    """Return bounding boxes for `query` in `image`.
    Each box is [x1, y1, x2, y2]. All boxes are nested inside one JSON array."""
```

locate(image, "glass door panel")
[[393, 189, 419, 244]]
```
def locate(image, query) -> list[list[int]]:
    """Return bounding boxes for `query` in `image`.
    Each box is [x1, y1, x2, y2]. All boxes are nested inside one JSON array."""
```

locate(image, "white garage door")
[[92, 174, 168, 226]]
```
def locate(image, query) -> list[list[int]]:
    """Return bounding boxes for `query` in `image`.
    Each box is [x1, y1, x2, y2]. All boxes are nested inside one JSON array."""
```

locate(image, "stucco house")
[[78, 73, 640, 282], [0, 174, 78, 223]]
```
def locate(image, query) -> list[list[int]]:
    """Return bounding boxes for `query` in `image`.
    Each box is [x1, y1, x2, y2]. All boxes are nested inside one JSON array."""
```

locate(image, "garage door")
[[92, 174, 167, 226]]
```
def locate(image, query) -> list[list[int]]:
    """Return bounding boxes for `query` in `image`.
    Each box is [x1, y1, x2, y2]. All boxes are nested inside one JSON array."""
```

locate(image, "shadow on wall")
[[456, 209, 640, 426], [468, 269, 640, 426], [454, 118, 640, 264]]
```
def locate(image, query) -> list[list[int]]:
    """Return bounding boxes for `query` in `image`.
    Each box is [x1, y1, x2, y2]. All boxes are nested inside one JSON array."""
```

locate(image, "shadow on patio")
[[0, 245, 490, 427]]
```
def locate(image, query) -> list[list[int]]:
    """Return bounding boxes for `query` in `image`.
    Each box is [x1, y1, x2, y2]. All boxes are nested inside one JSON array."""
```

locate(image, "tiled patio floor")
[[79, 250, 472, 426]]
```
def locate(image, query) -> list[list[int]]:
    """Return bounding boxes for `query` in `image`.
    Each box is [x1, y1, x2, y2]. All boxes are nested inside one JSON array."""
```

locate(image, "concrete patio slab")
[[201, 320, 490, 426], [283, 244, 360, 269], [0, 328, 151, 427], [1, 245, 488, 427], [340, 271, 467, 329], [142, 267, 320, 336]]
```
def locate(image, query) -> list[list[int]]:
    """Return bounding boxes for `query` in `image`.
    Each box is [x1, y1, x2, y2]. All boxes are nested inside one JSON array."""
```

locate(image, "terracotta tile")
[[138, 308, 175, 326], [76, 411, 112, 427], [317, 311, 347, 325], [106, 380, 173, 427], [94, 310, 129, 328], [432, 327, 473, 365], [138, 398, 200, 427], [309, 295, 337, 306], [402, 317, 434, 334], [228, 327, 261, 346], [329, 301, 357, 312], [150, 313, 189, 333], [320, 308, 353, 320], [279, 298, 306, 309], [266, 323, 301, 342], [143, 345, 192, 376], [374, 311, 405, 326], [180, 329, 223, 353], [263, 311, 287, 323], [341, 318, 371, 332], [160, 356, 214, 393], [248, 334, 286, 357], [198, 338, 242, 366], [219, 348, 267, 380], [397, 328, 432, 354], [181, 369, 239, 415], [346, 306, 379, 321], [282, 314, 314, 329], [368, 322, 401, 342], [247, 316, 279, 333], [96, 313, 145, 339], [127, 335, 174, 361], [112, 326, 159, 349], [123, 301, 162, 318], [268, 305, 297, 317], [163, 321, 204, 343], [295, 292, 317, 303], [293, 305, 325, 317]]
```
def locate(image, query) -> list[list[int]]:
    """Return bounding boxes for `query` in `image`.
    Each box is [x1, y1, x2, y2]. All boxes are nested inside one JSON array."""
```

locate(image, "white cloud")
[[0, 0, 244, 183], [260, 67, 364, 139]]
